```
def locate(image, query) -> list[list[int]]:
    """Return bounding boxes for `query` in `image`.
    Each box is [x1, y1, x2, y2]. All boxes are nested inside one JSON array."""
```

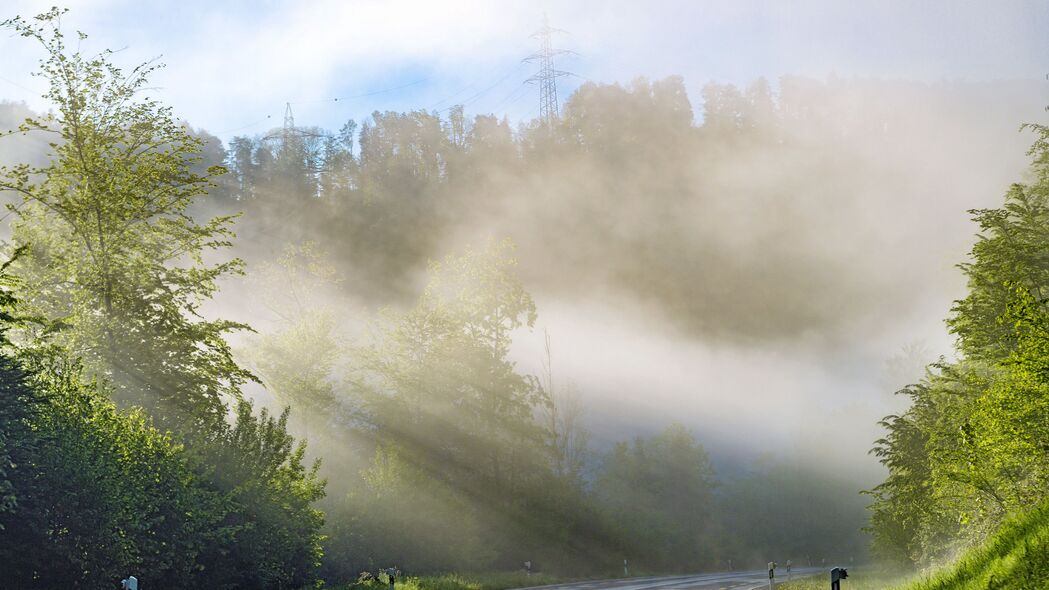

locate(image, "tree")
[[867, 123, 1049, 566], [353, 239, 543, 489], [343, 239, 558, 568], [194, 400, 326, 589], [0, 346, 325, 589], [0, 249, 30, 517], [0, 8, 253, 430], [242, 242, 342, 439], [595, 424, 718, 571], [537, 330, 589, 486]]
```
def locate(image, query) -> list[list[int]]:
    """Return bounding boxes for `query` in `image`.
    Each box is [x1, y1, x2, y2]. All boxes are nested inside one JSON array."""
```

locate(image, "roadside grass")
[[896, 501, 1049, 590], [337, 571, 566, 590], [778, 566, 914, 590], [781, 500, 1049, 590], [410, 572, 564, 590]]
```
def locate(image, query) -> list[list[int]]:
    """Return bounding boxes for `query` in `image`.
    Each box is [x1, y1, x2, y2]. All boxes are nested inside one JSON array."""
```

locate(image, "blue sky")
[[2, 0, 1047, 140]]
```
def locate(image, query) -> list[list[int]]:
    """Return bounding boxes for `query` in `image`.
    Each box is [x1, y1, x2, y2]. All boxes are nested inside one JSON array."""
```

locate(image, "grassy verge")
[[778, 567, 914, 590], [896, 501, 1049, 590], [782, 502, 1049, 590], [335, 571, 567, 590]]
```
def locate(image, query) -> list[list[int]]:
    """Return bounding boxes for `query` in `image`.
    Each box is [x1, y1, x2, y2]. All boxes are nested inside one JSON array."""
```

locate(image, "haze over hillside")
[[8, 73, 1041, 482]]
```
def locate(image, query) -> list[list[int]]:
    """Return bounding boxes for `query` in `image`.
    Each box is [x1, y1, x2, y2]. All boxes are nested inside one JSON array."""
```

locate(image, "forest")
[[1, 5, 1048, 590]]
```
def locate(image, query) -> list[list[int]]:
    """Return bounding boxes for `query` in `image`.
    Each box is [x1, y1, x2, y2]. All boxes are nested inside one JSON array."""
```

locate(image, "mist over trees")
[[206, 74, 1037, 346]]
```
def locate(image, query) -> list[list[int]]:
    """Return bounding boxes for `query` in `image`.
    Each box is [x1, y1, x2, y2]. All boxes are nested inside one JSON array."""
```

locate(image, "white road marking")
[[512, 569, 822, 590]]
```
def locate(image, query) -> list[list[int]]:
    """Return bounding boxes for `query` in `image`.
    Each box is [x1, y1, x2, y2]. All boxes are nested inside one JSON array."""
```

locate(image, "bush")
[[0, 350, 325, 589]]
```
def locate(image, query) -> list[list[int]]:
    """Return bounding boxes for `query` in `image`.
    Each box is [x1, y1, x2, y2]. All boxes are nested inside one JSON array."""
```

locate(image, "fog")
[[171, 72, 1047, 498], [485, 78, 1047, 483]]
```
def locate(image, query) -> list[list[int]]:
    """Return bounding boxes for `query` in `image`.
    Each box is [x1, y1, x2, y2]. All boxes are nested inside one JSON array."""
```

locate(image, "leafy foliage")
[[0, 8, 252, 431], [241, 242, 342, 437], [192, 400, 326, 589], [0, 346, 325, 589], [867, 123, 1049, 566], [0, 10, 325, 588], [1, 353, 226, 589]]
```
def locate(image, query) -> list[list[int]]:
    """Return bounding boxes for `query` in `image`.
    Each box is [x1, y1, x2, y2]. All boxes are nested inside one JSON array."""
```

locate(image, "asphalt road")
[[513, 569, 824, 590]]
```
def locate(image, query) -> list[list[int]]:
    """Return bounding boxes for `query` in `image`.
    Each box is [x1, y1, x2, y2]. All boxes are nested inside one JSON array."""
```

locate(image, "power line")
[[217, 16, 580, 136], [436, 63, 527, 114], [455, 64, 526, 108], [214, 114, 274, 136], [430, 62, 519, 110], [486, 83, 532, 114], [0, 74, 37, 95], [290, 78, 431, 106]]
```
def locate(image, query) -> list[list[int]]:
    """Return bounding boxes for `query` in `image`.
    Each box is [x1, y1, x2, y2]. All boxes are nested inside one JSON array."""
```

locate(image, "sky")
[[2, 0, 1047, 141]]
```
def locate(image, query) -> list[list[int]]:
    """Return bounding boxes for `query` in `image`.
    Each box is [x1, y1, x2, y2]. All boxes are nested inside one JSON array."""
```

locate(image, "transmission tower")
[[264, 101, 325, 143], [283, 102, 295, 134], [524, 14, 574, 124]]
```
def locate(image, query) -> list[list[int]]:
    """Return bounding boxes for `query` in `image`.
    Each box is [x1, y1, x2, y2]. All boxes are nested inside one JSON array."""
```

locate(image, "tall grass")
[[898, 501, 1049, 590], [786, 503, 1049, 589]]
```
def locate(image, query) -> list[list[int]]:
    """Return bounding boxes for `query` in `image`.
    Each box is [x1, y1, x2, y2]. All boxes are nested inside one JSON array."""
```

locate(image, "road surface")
[[513, 569, 823, 590]]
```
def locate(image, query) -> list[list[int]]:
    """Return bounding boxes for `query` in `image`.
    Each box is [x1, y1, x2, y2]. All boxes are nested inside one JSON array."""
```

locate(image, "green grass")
[[895, 501, 1049, 590], [785, 502, 1049, 590], [778, 567, 913, 590], [334, 571, 566, 590]]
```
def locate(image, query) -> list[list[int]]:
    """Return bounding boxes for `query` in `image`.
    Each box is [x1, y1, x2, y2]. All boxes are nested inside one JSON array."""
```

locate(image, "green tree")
[[0, 249, 30, 517], [242, 242, 342, 439], [1, 354, 230, 589], [868, 123, 1049, 566], [595, 424, 717, 571], [0, 345, 325, 589], [0, 8, 252, 430], [353, 239, 543, 495], [194, 400, 327, 589], [341, 239, 560, 569]]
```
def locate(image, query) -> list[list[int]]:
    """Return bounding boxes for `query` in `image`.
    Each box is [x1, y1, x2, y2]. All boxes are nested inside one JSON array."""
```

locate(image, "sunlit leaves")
[[0, 8, 252, 430], [869, 118, 1049, 566]]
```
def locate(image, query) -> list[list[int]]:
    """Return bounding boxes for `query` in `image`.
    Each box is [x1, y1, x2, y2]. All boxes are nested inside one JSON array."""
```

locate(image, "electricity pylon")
[[263, 101, 325, 143], [283, 102, 296, 137], [524, 14, 574, 125]]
